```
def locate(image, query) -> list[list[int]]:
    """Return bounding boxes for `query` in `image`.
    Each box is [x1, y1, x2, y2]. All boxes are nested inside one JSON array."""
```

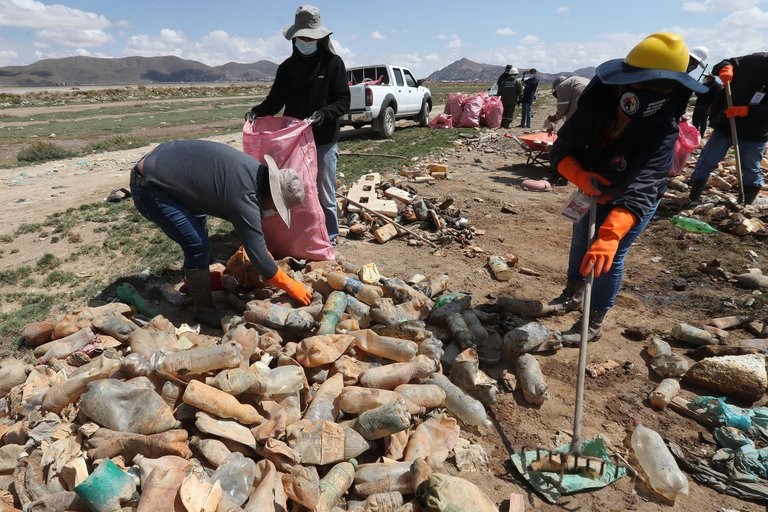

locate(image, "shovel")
[[724, 81, 746, 205]]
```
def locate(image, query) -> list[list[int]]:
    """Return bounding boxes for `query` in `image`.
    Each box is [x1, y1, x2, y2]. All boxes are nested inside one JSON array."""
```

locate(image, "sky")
[[0, 0, 767, 78]]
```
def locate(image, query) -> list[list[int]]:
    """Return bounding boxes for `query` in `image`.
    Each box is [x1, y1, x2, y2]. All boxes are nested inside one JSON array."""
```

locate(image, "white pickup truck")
[[340, 64, 432, 138]]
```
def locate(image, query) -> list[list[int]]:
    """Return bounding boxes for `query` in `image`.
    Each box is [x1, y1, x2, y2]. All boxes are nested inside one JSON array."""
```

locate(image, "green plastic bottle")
[[116, 282, 160, 317], [671, 215, 717, 234]]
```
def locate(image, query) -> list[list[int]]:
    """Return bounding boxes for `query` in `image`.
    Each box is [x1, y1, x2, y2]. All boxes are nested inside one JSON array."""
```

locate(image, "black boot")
[[560, 309, 608, 346], [687, 179, 707, 203], [743, 185, 762, 205], [548, 279, 584, 314], [184, 268, 224, 329]]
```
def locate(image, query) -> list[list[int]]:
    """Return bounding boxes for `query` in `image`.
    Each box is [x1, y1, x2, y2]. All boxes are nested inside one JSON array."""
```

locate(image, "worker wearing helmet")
[[497, 65, 523, 129], [548, 33, 707, 345]]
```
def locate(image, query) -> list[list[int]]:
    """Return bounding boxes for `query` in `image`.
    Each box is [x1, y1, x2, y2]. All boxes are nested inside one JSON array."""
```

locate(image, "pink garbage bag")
[[428, 113, 453, 129], [445, 93, 467, 121], [242, 116, 335, 262], [668, 120, 701, 176], [457, 94, 484, 128], [481, 95, 503, 129]]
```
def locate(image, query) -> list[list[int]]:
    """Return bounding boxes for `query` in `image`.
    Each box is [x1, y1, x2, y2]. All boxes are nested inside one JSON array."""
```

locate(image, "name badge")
[[750, 91, 765, 105]]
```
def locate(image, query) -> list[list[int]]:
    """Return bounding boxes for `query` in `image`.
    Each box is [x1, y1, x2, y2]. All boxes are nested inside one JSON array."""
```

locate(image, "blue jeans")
[[316, 142, 339, 242], [691, 129, 766, 187], [566, 200, 659, 312], [130, 171, 211, 269], [521, 102, 533, 127]]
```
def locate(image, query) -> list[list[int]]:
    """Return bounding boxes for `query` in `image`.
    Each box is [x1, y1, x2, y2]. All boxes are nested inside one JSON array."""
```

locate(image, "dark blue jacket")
[[521, 75, 539, 103], [709, 53, 768, 142], [550, 78, 679, 221]]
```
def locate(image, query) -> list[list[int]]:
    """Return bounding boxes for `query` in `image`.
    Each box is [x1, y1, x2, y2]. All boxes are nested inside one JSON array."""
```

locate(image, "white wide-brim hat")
[[264, 154, 304, 228]]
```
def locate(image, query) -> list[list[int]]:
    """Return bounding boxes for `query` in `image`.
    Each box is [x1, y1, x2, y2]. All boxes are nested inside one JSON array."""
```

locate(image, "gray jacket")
[[552, 76, 590, 122]]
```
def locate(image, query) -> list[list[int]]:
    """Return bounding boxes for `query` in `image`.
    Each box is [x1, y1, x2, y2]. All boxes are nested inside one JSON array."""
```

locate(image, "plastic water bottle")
[[671, 215, 717, 234], [428, 373, 492, 428], [631, 422, 689, 500]]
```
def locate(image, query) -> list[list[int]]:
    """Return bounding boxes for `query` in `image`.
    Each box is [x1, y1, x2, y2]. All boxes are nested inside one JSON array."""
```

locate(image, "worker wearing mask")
[[548, 33, 708, 345], [246, 5, 350, 245]]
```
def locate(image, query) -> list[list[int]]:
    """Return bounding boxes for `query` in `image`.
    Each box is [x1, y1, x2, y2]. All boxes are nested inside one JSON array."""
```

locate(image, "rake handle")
[[571, 199, 596, 454]]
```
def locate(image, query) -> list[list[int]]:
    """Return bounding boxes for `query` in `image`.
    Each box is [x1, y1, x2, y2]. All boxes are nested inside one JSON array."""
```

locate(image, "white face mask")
[[295, 39, 317, 55]]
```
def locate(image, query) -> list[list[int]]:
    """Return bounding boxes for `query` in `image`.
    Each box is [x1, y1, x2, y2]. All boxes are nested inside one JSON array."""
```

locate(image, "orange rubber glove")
[[580, 208, 636, 278], [725, 106, 749, 118], [267, 268, 312, 305], [718, 64, 733, 85], [557, 156, 612, 197]]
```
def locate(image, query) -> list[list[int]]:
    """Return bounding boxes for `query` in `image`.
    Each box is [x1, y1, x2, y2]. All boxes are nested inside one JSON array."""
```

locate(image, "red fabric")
[[242, 116, 335, 262]]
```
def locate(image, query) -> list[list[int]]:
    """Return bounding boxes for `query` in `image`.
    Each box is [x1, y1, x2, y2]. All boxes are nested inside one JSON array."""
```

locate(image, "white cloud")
[[448, 37, 463, 49], [159, 29, 186, 45], [556, 6, 569, 13], [496, 28, 515, 36], [0, 48, 18, 66], [520, 35, 540, 44], [681, 1, 710, 12], [0, 0, 112, 47], [719, 5, 768, 28], [371, 31, 385, 40]]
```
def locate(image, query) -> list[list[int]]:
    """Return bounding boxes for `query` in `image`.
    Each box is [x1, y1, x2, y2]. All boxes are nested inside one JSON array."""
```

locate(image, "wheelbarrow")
[[512, 132, 557, 168]]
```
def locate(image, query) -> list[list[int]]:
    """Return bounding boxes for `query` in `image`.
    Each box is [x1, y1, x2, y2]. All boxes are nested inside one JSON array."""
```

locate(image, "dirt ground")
[[1, 95, 767, 511]]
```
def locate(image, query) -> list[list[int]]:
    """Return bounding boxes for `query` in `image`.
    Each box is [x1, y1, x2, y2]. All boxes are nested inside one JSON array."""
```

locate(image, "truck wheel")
[[417, 100, 431, 127], [376, 106, 396, 138], [352, 122, 363, 130]]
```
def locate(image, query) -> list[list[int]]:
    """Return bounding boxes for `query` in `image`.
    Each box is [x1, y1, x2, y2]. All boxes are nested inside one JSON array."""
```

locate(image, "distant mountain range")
[[425, 57, 596, 84], [0, 55, 595, 87], [0, 55, 278, 87]]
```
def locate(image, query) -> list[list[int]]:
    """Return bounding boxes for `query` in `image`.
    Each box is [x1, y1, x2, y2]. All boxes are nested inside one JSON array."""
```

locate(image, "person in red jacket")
[[548, 33, 707, 345]]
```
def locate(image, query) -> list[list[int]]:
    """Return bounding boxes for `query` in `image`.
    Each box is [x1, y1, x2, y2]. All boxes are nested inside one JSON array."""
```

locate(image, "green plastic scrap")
[[509, 437, 627, 503], [692, 396, 768, 441]]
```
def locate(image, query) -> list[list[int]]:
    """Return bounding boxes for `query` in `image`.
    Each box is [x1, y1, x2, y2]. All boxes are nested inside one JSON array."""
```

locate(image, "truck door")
[[402, 68, 422, 114], [393, 67, 416, 115]]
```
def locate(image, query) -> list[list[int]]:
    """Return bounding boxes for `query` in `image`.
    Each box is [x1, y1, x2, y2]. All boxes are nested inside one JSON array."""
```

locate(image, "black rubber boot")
[[548, 279, 585, 314], [560, 309, 608, 346], [184, 268, 224, 329], [743, 185, 762, 205], [687, 179, 707, 203]]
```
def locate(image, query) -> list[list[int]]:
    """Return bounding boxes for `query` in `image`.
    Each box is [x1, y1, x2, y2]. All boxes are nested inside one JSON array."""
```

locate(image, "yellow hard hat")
[[595, 32, 707, 93], [624, 33, 688, 73]]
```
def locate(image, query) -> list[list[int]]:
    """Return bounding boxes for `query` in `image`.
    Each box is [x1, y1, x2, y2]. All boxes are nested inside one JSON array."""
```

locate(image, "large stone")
[[684, 354, 767, 403]]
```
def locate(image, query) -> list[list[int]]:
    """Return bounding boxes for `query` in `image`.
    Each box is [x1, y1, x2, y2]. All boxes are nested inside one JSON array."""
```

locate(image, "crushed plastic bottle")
[[671, 215, 717, 234], [428, 373, 492, 428], [631, 422, 689, 500], [210, 452, 257, 507]]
